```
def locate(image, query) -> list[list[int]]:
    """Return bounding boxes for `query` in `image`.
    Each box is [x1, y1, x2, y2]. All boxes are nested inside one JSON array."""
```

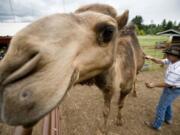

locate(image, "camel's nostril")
[[19, 90, 35, 112], [22, 91, 29, 98], [20, 90, 32, 100]]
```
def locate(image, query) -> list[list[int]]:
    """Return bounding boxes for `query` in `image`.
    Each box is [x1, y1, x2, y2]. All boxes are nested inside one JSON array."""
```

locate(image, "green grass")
[[138, 35, 168, 47], [138, 35, 169, 71]]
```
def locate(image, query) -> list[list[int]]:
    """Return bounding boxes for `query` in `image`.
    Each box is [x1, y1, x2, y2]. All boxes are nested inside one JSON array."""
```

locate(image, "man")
[[145, 44, 180, 131]]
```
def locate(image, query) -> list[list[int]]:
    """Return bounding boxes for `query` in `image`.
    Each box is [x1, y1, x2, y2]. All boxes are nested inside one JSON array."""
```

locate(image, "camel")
[[119, 23, 145, 97], [75, 3, 145, 129], [0, 4, 129, 128]]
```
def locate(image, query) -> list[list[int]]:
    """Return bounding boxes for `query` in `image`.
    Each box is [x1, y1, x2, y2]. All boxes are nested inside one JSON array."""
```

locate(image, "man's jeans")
[[153, 87, 180, 128]]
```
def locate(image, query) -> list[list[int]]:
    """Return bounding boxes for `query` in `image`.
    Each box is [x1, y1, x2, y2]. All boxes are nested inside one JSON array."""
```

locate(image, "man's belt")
[[168, 86, 180, 89]]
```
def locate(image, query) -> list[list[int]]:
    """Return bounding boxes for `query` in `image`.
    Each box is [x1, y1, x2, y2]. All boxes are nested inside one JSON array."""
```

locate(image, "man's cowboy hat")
[[163, 44, 180, 57]]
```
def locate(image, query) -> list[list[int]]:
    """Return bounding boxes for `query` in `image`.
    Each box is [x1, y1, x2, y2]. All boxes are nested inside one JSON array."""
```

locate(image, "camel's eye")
[[95, 23, 116, 45]]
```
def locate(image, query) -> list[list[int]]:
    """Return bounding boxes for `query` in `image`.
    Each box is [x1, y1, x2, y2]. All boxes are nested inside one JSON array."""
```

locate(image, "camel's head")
[[0, 4, 128, 126]]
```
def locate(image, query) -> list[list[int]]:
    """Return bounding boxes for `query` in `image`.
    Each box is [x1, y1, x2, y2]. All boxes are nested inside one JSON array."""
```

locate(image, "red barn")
[[0, 36, 11, 59]]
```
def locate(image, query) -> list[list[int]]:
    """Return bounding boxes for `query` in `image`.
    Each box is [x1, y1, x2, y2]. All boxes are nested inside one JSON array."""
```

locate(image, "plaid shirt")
[[162, 59, 180, 87]]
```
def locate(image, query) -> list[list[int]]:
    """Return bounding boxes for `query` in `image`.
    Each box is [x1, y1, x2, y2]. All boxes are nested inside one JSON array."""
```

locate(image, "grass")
[[138, 35, 168, 47], [138, 35, 169, 71]]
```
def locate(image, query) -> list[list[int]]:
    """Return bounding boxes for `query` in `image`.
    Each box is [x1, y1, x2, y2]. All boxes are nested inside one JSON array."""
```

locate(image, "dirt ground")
[[0, 69, 180, 135]]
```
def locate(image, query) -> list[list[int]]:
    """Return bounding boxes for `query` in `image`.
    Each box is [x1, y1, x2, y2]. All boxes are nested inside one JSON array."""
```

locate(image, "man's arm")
[[145, 82, 172, 88], [145, 55, 164, 65]]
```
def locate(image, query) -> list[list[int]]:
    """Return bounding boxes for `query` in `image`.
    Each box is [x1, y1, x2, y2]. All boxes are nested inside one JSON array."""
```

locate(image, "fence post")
[[13, 107, 61, 135], [42, 107, 61, 135], [13, 126, 33, 135]]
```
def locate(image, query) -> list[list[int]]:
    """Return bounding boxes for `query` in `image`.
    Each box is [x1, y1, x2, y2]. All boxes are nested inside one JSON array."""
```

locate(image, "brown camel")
[[75, 3, 145, 130], [119, 23, 145, 97]]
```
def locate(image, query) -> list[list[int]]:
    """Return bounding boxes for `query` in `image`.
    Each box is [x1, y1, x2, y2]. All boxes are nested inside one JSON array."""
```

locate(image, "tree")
[[131, 16, 143, 29], [178, 22, 180, 31], [161, 19, 167, 31], [131, 16, 179, 35], [166, 21, 173, 30]]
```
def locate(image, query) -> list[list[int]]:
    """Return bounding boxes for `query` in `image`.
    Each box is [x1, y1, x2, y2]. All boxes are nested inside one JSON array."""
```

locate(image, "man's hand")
[[145, 82, 155, 88], [145, 55, 164, 65], [145, 55, 154, 60]]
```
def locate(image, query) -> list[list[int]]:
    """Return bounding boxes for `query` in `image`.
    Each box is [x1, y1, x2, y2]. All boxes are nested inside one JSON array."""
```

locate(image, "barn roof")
[[156, 29, 180, 36]]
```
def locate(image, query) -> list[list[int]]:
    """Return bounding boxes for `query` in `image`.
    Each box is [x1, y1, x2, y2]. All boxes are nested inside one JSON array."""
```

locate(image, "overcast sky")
[[0, 0, 180, 24]]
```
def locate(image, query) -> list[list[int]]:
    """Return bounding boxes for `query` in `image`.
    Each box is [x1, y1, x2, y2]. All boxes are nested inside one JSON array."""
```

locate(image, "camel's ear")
[[116, 10, 129, 30]]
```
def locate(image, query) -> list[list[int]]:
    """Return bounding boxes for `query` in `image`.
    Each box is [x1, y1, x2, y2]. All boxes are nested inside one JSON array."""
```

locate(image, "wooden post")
[[13, 126, 33, 135], [13, 107, 60, 135], [42, 107, 61, 135]]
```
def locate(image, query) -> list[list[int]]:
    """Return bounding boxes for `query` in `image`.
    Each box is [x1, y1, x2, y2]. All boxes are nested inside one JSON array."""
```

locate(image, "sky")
[[0, 0, 180, 24]]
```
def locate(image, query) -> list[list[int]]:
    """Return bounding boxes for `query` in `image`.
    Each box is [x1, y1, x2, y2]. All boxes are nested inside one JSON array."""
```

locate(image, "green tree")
[[166, 21, 173, 30], [161, 19, 167, 31], [131, 16, 180, 35], [131, 16, 143, 29], [135, 25, 145, 35], [173, 21, 180, 29], [178, 22, 180, 31]]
